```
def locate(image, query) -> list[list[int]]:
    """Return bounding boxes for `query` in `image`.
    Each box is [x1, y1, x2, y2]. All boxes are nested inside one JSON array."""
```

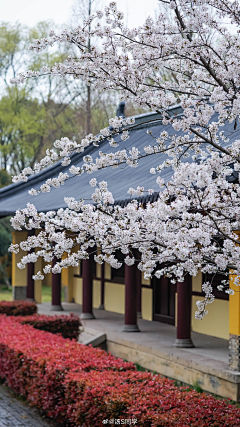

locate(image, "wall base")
[[229, 334, 240, 371], [101, 335, 240, 402], [12, 286, 26, 301]]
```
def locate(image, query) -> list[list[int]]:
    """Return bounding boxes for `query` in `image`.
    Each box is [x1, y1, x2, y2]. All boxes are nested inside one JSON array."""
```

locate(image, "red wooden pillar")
[[81, 256, 95, 319], [51, 256, 63, 311], [27, 230, 35, 301], [136, 265, 142, 318], [98, 263, 105, 310], [174, 275, 194, 347], [27, 253, 35, 301], [122, 261, 139, 332]]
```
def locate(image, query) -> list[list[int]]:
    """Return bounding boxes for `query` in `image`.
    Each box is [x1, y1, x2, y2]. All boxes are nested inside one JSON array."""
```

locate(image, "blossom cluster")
[[9, 0, 240, 318]]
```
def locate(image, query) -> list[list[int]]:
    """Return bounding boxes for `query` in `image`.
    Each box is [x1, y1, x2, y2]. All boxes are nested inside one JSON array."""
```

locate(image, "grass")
[[0, 284, 64, 303], [41, 285, 64, 303], [0, 284, 12, 301]]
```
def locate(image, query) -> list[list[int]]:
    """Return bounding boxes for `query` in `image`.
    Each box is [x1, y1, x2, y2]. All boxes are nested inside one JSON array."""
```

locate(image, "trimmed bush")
[[0, 316, 134, 424], [64, 370, 239, 427], [15, 313, 81, 340], [0, 300, 37, 316], [0, 315, 240, 426]]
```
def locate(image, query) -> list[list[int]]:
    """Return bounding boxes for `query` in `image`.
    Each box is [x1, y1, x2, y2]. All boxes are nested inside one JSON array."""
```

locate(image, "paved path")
[[0, 385, 53, 427], [38, 302, 229, 364]]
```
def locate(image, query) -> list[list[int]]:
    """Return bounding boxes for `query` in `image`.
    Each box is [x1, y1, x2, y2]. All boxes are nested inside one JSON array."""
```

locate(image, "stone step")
[[78, 327, 106, 348]]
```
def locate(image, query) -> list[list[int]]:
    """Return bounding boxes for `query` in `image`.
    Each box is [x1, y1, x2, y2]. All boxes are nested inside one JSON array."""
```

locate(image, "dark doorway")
[[153, 276, 176, 325]]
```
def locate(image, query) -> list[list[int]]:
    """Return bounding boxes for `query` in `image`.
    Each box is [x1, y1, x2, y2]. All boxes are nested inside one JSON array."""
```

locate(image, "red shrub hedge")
[[0, 315, 240, 426], [64, 370, 240, 427], [14, 313, 81, 340], [0, 300, 37, 316]]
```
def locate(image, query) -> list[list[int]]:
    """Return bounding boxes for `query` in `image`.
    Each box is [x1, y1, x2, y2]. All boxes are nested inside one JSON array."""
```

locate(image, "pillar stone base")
[[173, 338, 194, 348], [81, 312, 95, 319], [50, 305, 63, 311], [229, 334, 240, 371], [98, 304, 105, 310], [12, 286, 27, 301], [122, 324, 140, 332], [137, 311, 142, 319], [26, 298, 35, 302]]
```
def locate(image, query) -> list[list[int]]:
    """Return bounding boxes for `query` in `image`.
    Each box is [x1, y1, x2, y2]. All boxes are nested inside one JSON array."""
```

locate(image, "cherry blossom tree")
[[8, 0, 240, 319]]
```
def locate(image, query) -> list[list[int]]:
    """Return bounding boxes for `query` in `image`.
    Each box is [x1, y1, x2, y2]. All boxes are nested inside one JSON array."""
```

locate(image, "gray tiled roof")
[[0, 105, 238, 217]]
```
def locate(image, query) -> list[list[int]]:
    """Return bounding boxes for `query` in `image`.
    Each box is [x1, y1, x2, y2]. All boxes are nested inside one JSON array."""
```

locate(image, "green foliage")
[[192, 381, 203, 393], [135, 363, 148, 372], [0, 171, 12, 283], [0, 169, 11, 188], [0, 88, 46, 171], [0, 21, 143, 174], [0, 22, 24, 77], [0, 21, 83, 173], [0, 284, 64, 302], [0, 220, 11, 257]]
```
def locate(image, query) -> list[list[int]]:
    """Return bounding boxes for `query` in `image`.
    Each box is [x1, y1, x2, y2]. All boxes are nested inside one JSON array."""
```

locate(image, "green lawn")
[[41, 285, 64, 302], [0, 284, 64, 303], [0, 284, 12, 301]]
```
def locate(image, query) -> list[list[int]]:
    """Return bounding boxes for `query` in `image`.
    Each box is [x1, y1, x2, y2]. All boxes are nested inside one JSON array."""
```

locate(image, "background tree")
[[0, 20, 134, 174], [0, 21, 86, 173], [0, 170, 12, 289], [10, 0, 240, 318]]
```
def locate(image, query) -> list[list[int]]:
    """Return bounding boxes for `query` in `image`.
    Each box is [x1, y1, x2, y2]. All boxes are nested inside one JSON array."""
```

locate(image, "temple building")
[[1, 104, 240, 395]]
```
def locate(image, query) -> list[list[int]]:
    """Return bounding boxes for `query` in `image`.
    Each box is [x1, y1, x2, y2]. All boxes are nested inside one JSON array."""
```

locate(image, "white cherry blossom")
[[9, 0, 240, 319]]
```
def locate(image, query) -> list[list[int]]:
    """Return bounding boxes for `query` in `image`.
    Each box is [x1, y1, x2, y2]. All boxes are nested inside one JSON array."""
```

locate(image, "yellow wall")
[[73, 262, 80, 276], [93, 280, 101, 308], [105, 282, 125, 314], [61, 246, 80, 302], [34, 256, 42, 303], [44, 273, 52, 287], [72, 245, 80, 277], [96, 263, 101, 279], [192, 272, 202, 292], [142, 272, 150, 286], [142, 287, 152, 321], [12, 231, 28, 287], [95, 247, 101, 278], [43, 264, 52, 287], [191, 271, 229, 339], [229, 272, 240, 336], [72, 278, 100, 307], [61, 265, 74, 303], [192, 295, 229, 339], [104, 263, 111, 280], [73, 277, 82, 304]]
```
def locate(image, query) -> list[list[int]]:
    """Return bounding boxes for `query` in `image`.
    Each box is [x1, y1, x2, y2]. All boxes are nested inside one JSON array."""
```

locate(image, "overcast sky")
[[0, 0, 159, 29]]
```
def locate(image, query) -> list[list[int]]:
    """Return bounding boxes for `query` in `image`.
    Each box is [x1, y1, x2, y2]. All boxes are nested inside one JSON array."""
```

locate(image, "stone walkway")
[[0, 386, 53, 427], [38, 302, 229, 364]]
